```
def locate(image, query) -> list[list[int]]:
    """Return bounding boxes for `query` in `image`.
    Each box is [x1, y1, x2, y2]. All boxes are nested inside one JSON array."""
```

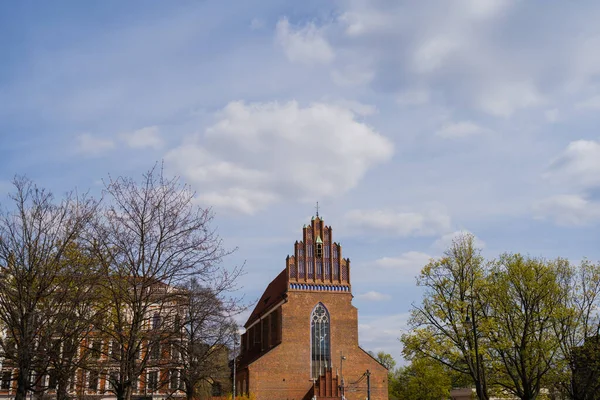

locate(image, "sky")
[[2, 0, 600, 365]]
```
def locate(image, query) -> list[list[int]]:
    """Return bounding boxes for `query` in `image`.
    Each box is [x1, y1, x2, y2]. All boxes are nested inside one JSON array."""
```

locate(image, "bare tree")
[[0, 177, 97, 400], [90, 165, 236, 400], [174, 279, 241, 400]]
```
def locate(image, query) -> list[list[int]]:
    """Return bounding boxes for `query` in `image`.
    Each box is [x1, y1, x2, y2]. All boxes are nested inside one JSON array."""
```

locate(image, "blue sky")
[[2, 0, 600, 364]]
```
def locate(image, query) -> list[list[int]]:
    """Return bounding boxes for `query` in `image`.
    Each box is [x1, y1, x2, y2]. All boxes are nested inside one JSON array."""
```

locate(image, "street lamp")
[[232, 328, 239, 399], [340, 354, 346, 400]]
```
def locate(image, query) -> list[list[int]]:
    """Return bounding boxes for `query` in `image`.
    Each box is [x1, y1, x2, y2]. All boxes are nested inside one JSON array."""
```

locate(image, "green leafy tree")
[[391, 357, 451, 400], [551, 260, 600, 400], [402, 233, 490, 400], [483, 254, 571, 400]]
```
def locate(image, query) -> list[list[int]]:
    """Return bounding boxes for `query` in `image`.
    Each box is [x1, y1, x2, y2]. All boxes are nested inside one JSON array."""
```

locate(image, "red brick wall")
[[244, 290, 388, 400]]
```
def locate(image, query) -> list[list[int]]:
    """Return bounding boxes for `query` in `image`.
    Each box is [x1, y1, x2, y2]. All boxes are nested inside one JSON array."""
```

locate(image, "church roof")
[[244, 268, 287, 328]]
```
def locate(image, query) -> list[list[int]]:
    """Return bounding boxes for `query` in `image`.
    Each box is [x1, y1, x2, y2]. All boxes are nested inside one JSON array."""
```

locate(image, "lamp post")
[[340, 354, 346, 399], [232, 332, 237, 399]]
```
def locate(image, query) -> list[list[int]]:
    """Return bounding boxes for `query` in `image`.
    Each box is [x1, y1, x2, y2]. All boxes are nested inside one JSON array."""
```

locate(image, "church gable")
[[286, 216, 351, 291]]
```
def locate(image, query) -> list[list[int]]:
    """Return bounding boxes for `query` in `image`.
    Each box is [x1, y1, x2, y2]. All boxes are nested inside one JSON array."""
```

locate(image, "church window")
[[316, 243, 323, 258], [311, 303, 331, 379], [308, 260, 314, 279], [324, 244, 330, 258], [316, 261, 322, 279], [307, 245, 313, 257]]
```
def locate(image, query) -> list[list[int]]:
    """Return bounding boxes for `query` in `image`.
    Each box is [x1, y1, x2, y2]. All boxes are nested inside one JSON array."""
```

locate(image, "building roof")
[[244, 268, 288, 328]]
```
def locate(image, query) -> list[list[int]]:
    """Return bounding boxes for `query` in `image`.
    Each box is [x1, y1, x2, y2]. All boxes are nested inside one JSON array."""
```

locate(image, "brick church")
[[236, 215, 388, 400]]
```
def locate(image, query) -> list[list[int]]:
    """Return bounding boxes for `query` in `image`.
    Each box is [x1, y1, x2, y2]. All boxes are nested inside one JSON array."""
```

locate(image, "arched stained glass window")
[[311, 303, 331, 378]]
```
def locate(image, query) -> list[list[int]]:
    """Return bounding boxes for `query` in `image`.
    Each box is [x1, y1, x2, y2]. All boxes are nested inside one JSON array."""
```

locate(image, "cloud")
[[396, 89, 430, 106], [352, 251, 433, 286], [477, 81, 545, 117], [333, 100, 378, 116], [435, 121, 489, 139], [576, 95, 600, 110], [75, 133, 115, 155], [545, 108, 560, 123], [413, 37, 460, 74], [358, 313, 410, 363], [121, 126, 163, 149], [545, 140, 600, 190], [357, 291, 392, 302], [166, 100, 393, 214], [275, 17, 334, 65], [534, 194, 600, 226], [345, 208, 451, 237], [432, 230, 486, 251]]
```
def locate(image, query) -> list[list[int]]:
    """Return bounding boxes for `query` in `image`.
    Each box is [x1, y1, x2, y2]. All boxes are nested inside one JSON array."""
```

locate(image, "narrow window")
[[1, 370, 11, 390], [147, 371, 158, 391], [152, 313, 161, 330], [169, 370, 179, 390], [311, 303, 331, 379], [149, 342, 160, 360], [88, 371, 99, 391]]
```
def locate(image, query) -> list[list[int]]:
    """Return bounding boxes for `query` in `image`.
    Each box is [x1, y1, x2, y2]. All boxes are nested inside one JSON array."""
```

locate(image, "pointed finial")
[[316, 201, 319, 218]]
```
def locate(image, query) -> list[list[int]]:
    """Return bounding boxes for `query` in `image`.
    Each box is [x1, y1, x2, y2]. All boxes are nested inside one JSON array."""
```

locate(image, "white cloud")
[[545, 140, 600, 189], [358, 313, 410, 363], [534, 194, 600, 226], [334, 99, 378, 116], [121, 126, 163, 149], [357, 291, 392, 301], [75, 133, 114, 155], [396, 89, 430, 106], [545, 108, 560, 123], [413, 37, 460, 74], [166, 100, 393, 214], [275, 17, 334, 65], [435, 121, 489, 139], [432, 230, 486, 251], [250, 18, 264, 30], [331, 65, 374, 87], [576, 95, 600, 110], [477, 81, 544, 117], [345, 208, 451, 237], [373, 251, 433, 281]]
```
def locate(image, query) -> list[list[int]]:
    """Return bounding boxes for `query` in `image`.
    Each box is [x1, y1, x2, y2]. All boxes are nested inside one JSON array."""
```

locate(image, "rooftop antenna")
[[315, 201, 319, 218]]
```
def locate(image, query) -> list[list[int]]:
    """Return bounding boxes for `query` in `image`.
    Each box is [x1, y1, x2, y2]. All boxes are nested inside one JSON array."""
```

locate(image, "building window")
[[1, 370, 11, 390], [88, 371, 99, 391], [48, 369, 58, 390], [147, 371, 158, 391], [149, 342, 160, 360], [152, 313, 161, 330], [90, 340, 102, 359], [108, 371, 119, 392], [169, 370, 179, 390], [311, 303, 331, 379], [316, 261, 322, 279]]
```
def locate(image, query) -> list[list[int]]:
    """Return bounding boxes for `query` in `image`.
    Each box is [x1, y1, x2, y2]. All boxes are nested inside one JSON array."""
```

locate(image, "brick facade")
[[237, 216, 388, 400]]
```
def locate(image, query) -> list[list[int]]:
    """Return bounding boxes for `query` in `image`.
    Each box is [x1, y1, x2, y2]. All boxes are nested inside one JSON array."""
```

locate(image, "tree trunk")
[[15, 363, 30, 400]]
